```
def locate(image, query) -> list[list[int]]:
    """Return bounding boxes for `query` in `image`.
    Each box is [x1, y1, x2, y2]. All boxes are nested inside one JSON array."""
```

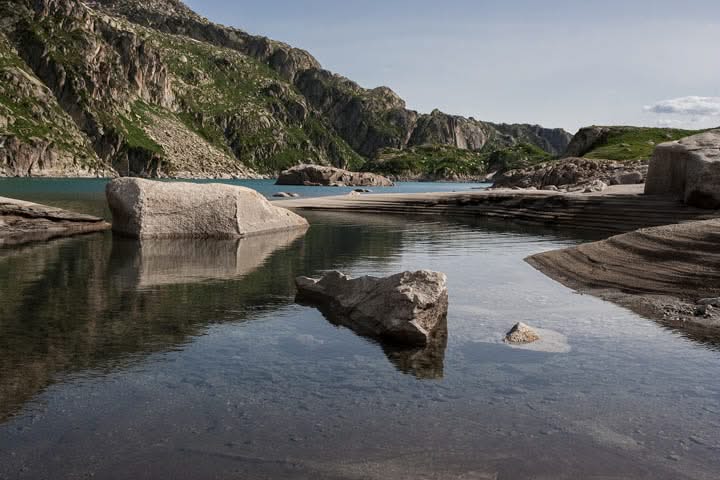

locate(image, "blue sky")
[[186, 0, 720, 133]]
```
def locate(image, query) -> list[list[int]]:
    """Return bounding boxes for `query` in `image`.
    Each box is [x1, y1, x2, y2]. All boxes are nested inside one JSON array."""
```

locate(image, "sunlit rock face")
[[106, 178, 309, 239], [296, 270, 448, 346]]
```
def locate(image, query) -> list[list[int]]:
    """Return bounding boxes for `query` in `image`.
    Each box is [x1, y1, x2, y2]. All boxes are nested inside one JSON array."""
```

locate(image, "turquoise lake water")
[[0, 180, 719, 479]]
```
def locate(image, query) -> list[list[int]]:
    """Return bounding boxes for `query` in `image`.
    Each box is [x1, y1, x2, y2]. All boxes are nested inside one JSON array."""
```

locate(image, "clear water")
[[1, 182, 719, 479]]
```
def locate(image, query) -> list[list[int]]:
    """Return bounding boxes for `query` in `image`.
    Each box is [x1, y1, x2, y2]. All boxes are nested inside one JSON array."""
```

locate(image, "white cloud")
[[644, 96, 720, 116]]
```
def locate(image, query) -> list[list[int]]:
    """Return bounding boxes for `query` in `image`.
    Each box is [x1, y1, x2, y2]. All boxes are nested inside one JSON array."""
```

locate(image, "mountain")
[[0, 0, 572, 178]]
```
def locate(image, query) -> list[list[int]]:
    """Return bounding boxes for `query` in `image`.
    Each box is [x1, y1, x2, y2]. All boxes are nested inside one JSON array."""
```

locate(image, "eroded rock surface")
[[295, 270, 448, 346], [277, 164, 394, 187], [106, 178, 308, 238], [645, 129, 720, 209]]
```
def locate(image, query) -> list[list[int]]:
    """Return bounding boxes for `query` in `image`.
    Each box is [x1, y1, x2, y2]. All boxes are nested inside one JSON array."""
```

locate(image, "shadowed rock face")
[[295, 270, 448, 346], [645, 129, 720, 209], [106, 178, 309, 238], [276, 164, 394, 187]]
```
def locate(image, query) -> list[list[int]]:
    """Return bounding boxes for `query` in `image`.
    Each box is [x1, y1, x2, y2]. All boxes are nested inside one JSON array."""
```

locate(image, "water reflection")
[[382, 316, 448, 379], [0, 214, 416, 420], [110, 229, 308, 288]]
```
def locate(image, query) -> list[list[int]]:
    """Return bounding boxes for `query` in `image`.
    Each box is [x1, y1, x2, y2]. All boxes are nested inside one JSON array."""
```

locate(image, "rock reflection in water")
[[382, 316, 448, 379], [300, 298, 448, 379], [111, 228, 308, 287]]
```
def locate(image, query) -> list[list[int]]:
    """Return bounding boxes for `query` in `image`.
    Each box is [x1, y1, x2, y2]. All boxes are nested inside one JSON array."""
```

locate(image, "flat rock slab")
[[0, 196, 110, 246]]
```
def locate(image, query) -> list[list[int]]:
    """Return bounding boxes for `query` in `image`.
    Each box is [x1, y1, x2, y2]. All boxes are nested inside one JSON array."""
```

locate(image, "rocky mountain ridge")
[[0, 0, 572, 178]]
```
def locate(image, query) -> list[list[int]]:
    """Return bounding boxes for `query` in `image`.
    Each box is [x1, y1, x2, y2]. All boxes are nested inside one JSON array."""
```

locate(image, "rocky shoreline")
[[0, 196, 110, 246], [526, 219, 720, 338]]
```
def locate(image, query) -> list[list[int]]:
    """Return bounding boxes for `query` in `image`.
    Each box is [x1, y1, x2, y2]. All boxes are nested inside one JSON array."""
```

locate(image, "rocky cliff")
[[0, 0, 572, 178]]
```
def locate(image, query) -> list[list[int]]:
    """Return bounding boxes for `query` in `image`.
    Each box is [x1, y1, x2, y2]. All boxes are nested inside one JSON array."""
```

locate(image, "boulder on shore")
[[276, 164, 394, 187], [295, 270, 448, 346], [645, 129, 720, 208], [106, 178, 308, 239]]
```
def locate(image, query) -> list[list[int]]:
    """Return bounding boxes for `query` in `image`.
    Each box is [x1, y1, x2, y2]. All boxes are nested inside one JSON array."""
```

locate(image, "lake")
[[0, 179, 719, 479]]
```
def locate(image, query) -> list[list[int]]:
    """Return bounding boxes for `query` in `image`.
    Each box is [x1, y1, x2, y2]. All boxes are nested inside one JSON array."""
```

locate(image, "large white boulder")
[[296, 270, 448, 346], [106, 178, 308, 238], [645, 129, 720, 208]]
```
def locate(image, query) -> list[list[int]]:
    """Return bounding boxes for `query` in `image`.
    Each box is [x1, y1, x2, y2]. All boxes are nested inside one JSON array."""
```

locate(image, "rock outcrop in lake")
[[0, 196, 110, 246], [276, 164, 394, 187], [296, 270, 448, 346], [645, 129, 720, 209], [106, 178, 308, 238]]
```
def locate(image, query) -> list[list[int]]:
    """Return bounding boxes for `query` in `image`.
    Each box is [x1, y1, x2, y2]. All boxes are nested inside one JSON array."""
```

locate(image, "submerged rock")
[[106, 178, 308, 239], [276, 164, 394, 187], [505, 322, 541, 345], [645, 129, 720, 208], [295, 270, 448, 346]]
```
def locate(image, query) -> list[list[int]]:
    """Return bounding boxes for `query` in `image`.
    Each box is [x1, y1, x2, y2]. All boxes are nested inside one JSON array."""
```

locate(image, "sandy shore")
[[527, 219, 720, 342], [0, 196, 110, 246]]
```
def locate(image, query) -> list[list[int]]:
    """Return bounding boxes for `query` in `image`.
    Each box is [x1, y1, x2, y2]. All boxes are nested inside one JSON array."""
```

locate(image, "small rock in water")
[[505, 322, 541, 345], [296, 270, 448, 346], [273, 192, 293, 198], [353, 188, 372, 193]]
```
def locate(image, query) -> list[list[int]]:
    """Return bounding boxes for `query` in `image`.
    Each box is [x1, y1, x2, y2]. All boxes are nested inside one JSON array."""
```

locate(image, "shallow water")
[[1, 183, 719, 479]]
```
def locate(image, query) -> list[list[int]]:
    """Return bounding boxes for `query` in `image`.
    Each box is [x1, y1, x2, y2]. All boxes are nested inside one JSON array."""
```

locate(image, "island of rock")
[[106, 178, 308, 238], [276, 164, 394, 187], [295, 270, 448, 346]]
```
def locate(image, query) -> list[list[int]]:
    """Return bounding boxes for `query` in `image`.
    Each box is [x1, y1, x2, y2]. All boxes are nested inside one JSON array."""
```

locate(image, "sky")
[[185, 0, 720, 133]]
